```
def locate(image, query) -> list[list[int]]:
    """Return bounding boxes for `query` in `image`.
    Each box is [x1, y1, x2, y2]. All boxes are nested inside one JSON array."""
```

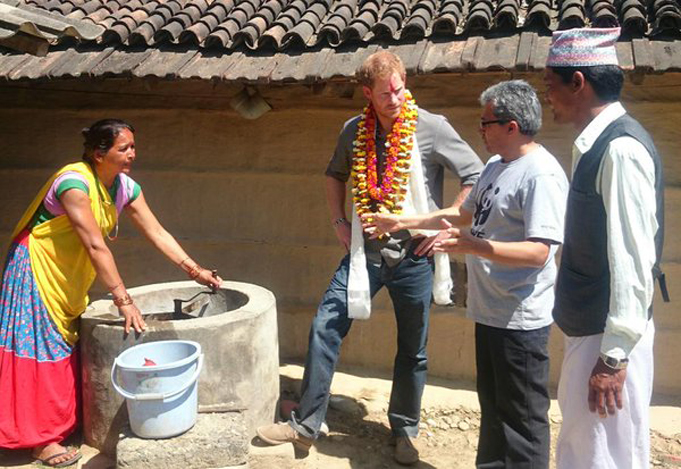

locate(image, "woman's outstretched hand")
[[118, 303, 147, 334], [194, 268, 223, 290]]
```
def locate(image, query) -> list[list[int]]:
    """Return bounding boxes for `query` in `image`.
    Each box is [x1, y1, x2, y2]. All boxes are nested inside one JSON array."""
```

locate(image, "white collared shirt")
[[572, 102, 658, 360]]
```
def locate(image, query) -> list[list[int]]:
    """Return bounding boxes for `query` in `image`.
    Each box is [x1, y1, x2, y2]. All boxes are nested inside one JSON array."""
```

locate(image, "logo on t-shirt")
[[471, 183, 499, 238]]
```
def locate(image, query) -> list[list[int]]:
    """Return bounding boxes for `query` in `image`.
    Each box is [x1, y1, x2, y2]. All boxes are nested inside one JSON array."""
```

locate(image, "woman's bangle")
[[179, 257, 192, 269], [113, 294, 134, 307], [187, 264, 202, 280], [181, 257, 202, 279], [109, 281, 124, 293]]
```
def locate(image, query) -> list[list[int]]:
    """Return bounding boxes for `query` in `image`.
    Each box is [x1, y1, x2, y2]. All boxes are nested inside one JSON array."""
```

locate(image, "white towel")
[[347, 135, 453, 319]]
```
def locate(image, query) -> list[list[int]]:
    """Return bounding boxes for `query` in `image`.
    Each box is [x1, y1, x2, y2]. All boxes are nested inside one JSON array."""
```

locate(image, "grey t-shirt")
[[461, 146, 568, 330], [326, 108, 483, 266]]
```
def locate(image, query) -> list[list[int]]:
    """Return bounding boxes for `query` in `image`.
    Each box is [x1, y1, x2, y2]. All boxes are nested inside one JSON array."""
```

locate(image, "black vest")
[[553, 114, 665, 337]]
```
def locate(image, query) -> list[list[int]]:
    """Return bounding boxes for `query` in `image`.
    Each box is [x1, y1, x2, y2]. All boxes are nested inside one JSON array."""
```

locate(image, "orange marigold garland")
[[351, 91, 418, 220]]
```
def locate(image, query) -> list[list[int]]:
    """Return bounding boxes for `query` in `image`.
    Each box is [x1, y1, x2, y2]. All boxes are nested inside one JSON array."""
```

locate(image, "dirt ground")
[[283, 403, 681, 469], [270, 365, 681, 469], [1, 363, 680, 469]]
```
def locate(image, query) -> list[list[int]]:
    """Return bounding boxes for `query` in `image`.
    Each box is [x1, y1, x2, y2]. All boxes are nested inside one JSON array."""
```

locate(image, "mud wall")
[[1, 73, 679, 396]]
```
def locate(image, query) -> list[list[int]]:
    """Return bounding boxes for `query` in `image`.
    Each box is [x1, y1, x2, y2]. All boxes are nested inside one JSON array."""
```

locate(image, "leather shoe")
[[394, 436, 419, 465], [256, 422, 313, 452]]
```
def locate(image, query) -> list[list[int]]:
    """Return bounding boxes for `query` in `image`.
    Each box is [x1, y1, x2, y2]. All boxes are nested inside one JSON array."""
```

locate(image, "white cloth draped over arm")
[[598, 137, 658, 360], [347, 207, 373, 319], [402, 135, 453, 306]]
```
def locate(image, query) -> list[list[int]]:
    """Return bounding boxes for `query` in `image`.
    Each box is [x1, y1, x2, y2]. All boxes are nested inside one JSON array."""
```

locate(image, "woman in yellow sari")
[[0, 119, 222, 467]]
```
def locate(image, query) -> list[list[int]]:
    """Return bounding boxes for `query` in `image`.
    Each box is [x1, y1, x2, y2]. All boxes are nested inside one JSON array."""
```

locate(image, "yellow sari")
[[10, 162, 117, 345]]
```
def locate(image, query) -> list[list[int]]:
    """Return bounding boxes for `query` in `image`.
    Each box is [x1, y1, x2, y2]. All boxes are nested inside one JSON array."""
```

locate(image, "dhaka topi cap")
[[546, 27, 620, 67]]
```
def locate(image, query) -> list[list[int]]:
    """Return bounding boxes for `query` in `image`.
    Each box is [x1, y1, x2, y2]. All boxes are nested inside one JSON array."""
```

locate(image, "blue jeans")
[[290, 251, 434, 439]]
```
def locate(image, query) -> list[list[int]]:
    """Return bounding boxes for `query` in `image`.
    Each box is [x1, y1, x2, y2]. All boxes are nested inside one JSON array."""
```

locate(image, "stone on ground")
[[248, 440, 296, 469], [328, 395, 364, 415], [116, 412, 248, 469]]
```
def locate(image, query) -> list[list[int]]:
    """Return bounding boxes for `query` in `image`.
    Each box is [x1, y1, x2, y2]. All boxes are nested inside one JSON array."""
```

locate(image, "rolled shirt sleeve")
[[599, 137, 658, 360], [325, 117, 360, 182]]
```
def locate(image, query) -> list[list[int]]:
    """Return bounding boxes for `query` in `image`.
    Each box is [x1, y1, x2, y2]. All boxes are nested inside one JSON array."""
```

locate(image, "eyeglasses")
[[479, 119, 508, 128]]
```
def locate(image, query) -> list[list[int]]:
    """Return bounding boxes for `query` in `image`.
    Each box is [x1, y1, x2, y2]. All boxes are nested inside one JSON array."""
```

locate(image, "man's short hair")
[[479, 80, 542, 136], [549, 65, 624, 103], [356, 51, 406, 88]]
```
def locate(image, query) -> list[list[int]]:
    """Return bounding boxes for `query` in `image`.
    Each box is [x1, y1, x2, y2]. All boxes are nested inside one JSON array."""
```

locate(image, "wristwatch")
[[599, 352, 629, 370]]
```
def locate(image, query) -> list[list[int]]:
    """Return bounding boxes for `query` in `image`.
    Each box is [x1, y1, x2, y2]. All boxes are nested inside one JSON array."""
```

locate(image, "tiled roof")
[[0, 0, 104, 55], [17, 0, 681, 51], [1, 0, 681, 82]]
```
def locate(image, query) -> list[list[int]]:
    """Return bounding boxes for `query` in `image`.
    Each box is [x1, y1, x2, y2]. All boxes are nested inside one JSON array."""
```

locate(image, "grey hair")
[[479, 80, 542, 136]]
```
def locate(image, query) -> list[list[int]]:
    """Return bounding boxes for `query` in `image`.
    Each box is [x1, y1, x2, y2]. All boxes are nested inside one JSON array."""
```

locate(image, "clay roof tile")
[[432, 0, 465, 35], [558, 0, 586, 30], [466, 0, 494, 31], [651, 0, 681, 36], [525, 0, 551, 31], [494, 0, 521, 30]]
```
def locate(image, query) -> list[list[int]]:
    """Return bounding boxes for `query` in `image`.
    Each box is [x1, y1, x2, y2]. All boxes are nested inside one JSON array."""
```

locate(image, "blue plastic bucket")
[[111, 340, 203, 439]]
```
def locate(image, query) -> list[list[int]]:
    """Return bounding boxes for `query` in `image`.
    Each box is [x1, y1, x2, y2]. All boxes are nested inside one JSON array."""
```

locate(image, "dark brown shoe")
[[394, 436, 419, 465], [256, 422, 313, 452]]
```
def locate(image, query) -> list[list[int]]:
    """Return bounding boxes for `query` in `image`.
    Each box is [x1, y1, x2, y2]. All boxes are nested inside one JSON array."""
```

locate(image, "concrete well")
[[80, 280, 279, 456]]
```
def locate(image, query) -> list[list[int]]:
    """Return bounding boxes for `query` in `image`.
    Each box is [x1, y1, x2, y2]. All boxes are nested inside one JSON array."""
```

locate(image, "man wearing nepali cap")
[[544, 27, 667, 468]]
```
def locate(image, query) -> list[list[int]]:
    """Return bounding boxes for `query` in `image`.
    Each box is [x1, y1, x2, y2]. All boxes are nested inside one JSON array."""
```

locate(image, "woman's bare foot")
[[31, 443, 81, 467]]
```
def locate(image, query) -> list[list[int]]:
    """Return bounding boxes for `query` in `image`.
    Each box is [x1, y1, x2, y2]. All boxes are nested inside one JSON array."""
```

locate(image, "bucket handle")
[[111, 354, 204, 401]]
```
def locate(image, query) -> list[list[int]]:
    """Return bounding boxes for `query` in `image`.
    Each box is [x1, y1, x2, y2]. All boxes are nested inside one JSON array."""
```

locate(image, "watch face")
[[603, 356, 627, 369]]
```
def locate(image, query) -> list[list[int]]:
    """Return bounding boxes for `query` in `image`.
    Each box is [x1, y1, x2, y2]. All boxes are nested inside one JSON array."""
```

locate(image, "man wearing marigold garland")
[[256, 50, 482, 465], [366, 80, 569, 468]]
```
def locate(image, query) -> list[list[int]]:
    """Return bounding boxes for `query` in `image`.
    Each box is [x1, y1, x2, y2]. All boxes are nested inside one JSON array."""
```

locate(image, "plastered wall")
[[0, 74, 679, 396]]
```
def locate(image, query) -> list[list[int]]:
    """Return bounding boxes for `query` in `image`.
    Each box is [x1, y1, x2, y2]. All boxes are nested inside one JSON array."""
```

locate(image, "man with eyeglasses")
[[366, 80, 568, 467]]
